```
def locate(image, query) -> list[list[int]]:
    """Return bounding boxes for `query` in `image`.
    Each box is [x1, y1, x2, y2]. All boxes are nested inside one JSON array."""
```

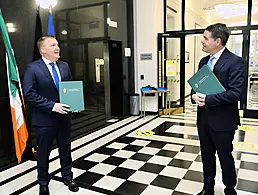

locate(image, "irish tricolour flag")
[[0, 10, 28, 163]]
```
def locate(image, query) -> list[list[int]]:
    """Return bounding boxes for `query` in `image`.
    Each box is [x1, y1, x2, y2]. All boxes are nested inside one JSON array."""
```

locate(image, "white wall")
[[134, 0, 164, 112]]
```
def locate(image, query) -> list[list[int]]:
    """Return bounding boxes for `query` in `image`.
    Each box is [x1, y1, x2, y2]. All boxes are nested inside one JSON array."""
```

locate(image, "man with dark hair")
[[192, 23, 244, 195], [23, 35, 79, 195]]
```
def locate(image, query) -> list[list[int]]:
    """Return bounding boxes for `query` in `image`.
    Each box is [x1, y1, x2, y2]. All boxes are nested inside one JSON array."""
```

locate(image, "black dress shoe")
[[197, 189, 214, 195], [63, 180, 79, 192], [39, 185, 50, 195]]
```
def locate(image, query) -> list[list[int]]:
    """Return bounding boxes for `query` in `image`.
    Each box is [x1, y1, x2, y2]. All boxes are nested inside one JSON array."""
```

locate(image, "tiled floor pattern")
[[68, 118, 258, 195], [247, 83, 258, 110], [2, 98, 258, 195]]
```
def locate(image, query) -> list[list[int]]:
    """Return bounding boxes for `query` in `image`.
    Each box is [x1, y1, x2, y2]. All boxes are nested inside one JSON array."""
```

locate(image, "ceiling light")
[[215, 4, 248, 18], [6, 23, 14, 28], [35, 0, 58, 9], [8, 27, 16, 32], [61, 30, 67, 35]]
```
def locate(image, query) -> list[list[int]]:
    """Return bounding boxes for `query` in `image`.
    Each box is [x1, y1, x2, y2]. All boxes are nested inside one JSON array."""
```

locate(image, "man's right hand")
[[192, 93, 205, 107], [52, 103, 70, 114]]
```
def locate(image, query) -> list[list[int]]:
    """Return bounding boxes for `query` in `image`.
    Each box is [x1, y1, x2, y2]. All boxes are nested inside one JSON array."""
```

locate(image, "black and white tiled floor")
[[1, 100, 258, 194], [247, 83, 258, 109]]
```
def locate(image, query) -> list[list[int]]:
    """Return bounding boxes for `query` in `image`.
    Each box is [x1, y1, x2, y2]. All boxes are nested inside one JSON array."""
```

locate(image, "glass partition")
[[252, 0, 258, 25], [247, 30, 258, 110], [166, 37, 181, 106], [166, 0, 182, 31]]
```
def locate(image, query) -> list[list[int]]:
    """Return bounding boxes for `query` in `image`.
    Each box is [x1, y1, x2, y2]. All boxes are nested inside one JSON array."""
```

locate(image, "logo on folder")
[[63, 88, 67, 93], [195, 83, 199, 88]]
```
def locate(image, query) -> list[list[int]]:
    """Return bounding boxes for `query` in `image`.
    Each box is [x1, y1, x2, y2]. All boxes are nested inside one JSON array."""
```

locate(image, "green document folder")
[[187, 65, 226, 95], [59, 81, 85, 111]]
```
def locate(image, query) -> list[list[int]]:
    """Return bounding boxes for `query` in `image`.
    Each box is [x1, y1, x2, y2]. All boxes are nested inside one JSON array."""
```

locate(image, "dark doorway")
[[108, 40, 125, 117]]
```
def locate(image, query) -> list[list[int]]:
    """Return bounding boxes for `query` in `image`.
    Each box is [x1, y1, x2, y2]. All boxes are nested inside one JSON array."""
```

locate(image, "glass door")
[[158, 34, 184, 115], [87, 41, 108, 115], [247, 30, 258, 110], [158, 28, 247, 115], [55, 3, 110, 137], [165, 37, 181, 107]]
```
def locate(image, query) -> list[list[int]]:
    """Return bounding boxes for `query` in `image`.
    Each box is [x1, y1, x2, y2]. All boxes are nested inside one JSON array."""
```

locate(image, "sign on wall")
[[166, 60, 177, 76], [95, 58, 100, 83], [140, 53, 152, 60]]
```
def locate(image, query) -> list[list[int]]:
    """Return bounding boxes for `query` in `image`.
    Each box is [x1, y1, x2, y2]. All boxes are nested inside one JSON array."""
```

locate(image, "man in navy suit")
[[192, 23, 244, 195], [23, 36, 79, 195]]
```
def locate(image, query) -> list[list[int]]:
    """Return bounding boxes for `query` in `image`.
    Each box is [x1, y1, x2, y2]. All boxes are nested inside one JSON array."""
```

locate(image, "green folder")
[[59, 81, 85, 111], [187, 65, 225, 95]]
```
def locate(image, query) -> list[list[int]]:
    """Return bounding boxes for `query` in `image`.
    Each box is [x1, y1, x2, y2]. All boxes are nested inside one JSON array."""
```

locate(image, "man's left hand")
[[196, 93, 206, 107]]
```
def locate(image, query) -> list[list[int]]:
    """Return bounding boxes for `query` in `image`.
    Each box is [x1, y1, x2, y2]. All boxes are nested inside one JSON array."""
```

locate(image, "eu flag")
[[47, 10, 55, 36]]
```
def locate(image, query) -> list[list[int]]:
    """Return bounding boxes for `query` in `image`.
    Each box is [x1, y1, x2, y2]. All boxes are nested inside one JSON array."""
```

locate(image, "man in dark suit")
[[23, 35, 79, 195], [192, 23, 244, 195]]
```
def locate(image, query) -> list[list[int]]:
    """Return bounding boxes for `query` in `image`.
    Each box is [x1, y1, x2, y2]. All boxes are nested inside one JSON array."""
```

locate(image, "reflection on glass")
[[247, 30, 258, 110], [56, 10, 66, 20], [87, 42, 105, 112], [56, 5, 104, 39], [166, 0, 182, 31], [59, 43, 68, 62], [55, 12, 67, 41], [252, 0, 258, 25], [54, 3, 107, 133], [256, 40, 258, 56], [185, 0, 248, 30], [250, 58, 254, 67], [227, 34, 243, 57], [185, 35, 206, 98], [166, 38, 180, 106], [69, 5, 104, 39]]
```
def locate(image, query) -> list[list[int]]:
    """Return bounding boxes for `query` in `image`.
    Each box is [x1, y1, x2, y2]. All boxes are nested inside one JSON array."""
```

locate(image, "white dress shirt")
[[42, 57, 61, 81], [197, 47, 226, 102], [210, 47, 225, 71]]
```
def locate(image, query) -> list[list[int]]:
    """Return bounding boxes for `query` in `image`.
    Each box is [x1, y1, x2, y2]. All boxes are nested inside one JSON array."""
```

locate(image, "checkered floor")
[[73, 137, 200, 195], [6, 98, 258, 194], [68, 127, 258, 194], [247, 83, 258, 109], [58, 100, 258, 195]]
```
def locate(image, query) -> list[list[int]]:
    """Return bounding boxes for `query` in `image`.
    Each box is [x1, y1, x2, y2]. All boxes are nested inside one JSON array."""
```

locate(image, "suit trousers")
[[34, 122, 73, 185], [198, 112, 237, 195]]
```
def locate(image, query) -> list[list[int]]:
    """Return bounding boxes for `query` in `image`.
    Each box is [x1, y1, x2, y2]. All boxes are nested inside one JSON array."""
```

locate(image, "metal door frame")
[[157, 27, 250, 114]]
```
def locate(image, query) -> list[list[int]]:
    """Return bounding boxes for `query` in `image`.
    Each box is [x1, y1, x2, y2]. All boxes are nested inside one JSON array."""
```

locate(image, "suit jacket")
[[191, 48, 244, 131], [23, 58, 72, 127]]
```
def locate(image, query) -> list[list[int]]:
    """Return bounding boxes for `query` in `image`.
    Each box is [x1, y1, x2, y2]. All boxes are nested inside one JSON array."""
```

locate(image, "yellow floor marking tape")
[[234, 142, 256, 150], [136, 130, 155, 136], [238, 125, 257, 132]]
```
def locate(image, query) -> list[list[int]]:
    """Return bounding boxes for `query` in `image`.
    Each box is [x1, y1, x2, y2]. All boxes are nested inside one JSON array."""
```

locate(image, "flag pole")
[[47, 4, 55, 36], [49, 4, 52, 14], [36, 4, 40, 12]]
